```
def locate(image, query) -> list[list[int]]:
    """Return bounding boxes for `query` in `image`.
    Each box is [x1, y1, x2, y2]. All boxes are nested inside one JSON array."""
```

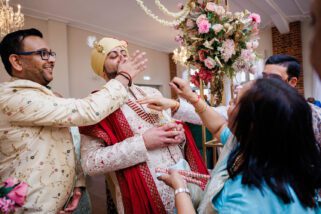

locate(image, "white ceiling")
[[10, 0, 312, 53]]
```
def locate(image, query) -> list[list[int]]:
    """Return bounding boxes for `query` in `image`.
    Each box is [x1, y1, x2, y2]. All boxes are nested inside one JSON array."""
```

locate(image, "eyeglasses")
[[15, 50, 56, 60]]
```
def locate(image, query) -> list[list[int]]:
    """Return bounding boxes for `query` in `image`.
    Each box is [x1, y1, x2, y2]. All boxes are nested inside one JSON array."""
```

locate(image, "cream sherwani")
[[81, 85, 186, 214], [0, 78, 128, 213]]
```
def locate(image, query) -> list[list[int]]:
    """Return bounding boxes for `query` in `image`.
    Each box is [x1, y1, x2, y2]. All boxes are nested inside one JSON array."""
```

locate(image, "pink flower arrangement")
[[174, 0, 260, 105], [0, 178, 28, 213]]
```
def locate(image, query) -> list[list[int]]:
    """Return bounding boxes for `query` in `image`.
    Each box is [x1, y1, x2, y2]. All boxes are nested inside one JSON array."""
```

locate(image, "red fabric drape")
[[80, 109, 209, 213]]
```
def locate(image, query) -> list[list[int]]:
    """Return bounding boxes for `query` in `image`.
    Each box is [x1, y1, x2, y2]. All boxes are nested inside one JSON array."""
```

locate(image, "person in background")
[[159, 77, 321, 213], [263, 54, 321, 148], [307, 97, 321, 108], [0, 28, 146, 213]]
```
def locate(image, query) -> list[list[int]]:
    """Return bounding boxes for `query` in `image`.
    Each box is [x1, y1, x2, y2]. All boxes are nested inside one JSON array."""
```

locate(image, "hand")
[[158, 169, 187, 190], [58, 187, 82, 214], [173, 123, 185, 142], [118, 50, 148, 79], [143, 123, 184, 150], [170, 77, 198, 102], [137, 97, 178, 111]]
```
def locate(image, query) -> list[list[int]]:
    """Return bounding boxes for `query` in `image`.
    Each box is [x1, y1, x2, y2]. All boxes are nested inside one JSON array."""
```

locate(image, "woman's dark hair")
[[227, 77, 321, 208], [0, 28, 43, 76]]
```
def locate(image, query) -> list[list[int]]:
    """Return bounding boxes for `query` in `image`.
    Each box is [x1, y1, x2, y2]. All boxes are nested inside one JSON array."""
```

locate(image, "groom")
[[79, 37, 208, 213]]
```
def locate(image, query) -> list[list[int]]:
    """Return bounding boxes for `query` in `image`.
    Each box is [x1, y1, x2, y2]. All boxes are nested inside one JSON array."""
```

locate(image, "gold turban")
[[90, 37, 128, 77]]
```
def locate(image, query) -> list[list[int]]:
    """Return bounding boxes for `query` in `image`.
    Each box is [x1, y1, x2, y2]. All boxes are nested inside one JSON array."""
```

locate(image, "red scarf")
[[80, 108, 209, 213]]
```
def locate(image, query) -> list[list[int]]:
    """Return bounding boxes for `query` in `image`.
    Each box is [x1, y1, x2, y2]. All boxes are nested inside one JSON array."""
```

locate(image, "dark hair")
[[227, 78, 321, 208], [0, 28, 43, 76], [265, 54, 300, 80]]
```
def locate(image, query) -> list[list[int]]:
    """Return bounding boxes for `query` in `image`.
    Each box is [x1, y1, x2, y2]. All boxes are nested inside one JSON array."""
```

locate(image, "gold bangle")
[[195, 102, 207, 114]]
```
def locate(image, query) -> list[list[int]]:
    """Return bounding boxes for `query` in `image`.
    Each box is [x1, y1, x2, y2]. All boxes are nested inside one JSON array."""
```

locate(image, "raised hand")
[[170, 77, 198, 102], [137, 97, 178, 111], [118, 50, 148, 79], [142, 123, 184, 150]]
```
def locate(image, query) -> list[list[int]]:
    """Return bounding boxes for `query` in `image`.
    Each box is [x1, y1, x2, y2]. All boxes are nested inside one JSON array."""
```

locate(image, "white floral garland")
[[155, 0, 189, 18], [135, 0, 190, 27]]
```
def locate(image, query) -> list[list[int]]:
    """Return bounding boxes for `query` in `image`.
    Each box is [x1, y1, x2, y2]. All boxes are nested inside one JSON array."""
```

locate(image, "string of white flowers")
[[135, 0, 190, 27], [155, 0, 190, 18]]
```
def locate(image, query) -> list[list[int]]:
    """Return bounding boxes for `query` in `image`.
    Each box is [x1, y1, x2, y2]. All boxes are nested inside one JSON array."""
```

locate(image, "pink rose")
[[7, 182, 28, 206], [198, 19, 211, 34], [204, 57, 216, 69], [250, 13, 261, 24], [206, 2, 216, 12]]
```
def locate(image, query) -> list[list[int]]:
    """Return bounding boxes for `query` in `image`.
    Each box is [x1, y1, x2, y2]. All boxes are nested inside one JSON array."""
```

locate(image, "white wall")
[[301, 21, 315, 98]]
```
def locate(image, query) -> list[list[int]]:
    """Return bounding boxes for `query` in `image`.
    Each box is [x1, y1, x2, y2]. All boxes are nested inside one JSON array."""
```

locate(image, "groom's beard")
[[107, 71, 118, 79]]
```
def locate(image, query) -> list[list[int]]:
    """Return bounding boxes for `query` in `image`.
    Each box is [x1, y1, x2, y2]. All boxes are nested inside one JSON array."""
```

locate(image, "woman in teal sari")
[[157, 77, 321, 214]]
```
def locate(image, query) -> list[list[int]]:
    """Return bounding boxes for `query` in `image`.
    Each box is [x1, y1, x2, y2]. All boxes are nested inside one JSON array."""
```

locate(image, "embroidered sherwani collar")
[[5, 77, 55, 96]]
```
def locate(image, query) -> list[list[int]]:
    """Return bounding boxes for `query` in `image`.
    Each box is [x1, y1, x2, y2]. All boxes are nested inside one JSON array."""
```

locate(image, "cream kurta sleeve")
[[81, 134, 148, 176], [173, 98, 228, 124], [0, 79, 128, 127]]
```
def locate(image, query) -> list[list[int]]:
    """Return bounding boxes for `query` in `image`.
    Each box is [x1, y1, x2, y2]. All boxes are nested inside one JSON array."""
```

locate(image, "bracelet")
[[189, 95, 200, 105], [174, 188, 190, 196], [117, 71, 132, 87], [195, 102, 207, 114]]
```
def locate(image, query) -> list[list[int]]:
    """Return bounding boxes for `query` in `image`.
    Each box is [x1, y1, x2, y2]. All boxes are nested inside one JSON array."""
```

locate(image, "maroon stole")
[[80, 102, 209, 213]]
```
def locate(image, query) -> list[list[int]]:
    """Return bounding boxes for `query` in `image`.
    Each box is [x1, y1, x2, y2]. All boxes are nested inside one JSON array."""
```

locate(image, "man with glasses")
[[0, 28, 147, 213]]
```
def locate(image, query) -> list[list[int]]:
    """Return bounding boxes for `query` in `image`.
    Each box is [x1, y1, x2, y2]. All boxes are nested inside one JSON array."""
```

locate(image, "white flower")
[[219, 39, 236, 62], [206, 2, 216, 12], [87, 36, 97, 48], [240, 49, 255, 62], [252, 40, 259, 49], [225, 12, 233, 18], [214, 5, 225, 16], [204, 57, 216, 69], [212, 24, 223, 34], [196, 14, 207, 25], [246, 40, 259, 49], [246, 42, 252, 49]]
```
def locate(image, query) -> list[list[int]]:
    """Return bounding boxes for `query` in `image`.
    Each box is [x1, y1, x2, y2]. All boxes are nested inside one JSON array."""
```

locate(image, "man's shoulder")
[[0, 79, 53, 97], [1, 79, 41, 88]]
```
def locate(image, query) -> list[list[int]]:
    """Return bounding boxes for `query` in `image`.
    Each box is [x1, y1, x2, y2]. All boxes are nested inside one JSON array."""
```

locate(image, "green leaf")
[[0, 186, 14, 197]]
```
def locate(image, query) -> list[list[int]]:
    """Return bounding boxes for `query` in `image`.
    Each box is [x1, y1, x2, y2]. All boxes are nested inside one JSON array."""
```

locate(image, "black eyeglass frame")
[[15, 50, 56, 60]]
